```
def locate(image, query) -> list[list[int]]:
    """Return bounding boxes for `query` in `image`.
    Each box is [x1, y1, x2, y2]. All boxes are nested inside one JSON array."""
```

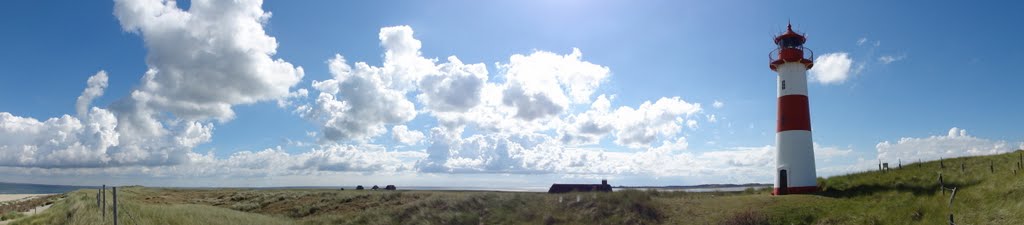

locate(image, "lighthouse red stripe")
[[777, 95, 811, 132]]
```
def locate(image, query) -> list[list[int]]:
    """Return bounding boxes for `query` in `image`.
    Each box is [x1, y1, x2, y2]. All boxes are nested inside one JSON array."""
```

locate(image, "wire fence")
[[96, 185, 141, 225]]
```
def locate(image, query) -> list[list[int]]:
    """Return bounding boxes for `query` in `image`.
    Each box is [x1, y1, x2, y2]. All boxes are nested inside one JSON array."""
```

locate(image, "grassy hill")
[[9, 150, 1024, 225]]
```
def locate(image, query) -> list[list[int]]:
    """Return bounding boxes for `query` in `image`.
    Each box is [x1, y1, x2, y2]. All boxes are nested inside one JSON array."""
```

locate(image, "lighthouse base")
[[771, 186, 817, 195]]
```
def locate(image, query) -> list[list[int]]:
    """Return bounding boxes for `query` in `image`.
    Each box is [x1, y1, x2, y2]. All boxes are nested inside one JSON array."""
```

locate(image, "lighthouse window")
[[781, 80, 786, 90], [780, 37, 802, 48]]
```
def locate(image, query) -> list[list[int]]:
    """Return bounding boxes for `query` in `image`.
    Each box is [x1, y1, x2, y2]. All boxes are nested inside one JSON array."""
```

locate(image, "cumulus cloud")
[[418, 56, 489, 112], [300, 54, 417, 142], [498, 48, 610, 121], [876, 127, 1021, 163], [0, 70, 215, 168], [610, 97, 702, 148], [809, 52, 853, 84], [557, 95, 702, 147], [113, 0, 304, 121], [0, 0, 307, 169], [76, 71, 108, 116], [392, 125, 425, 145], [139, 144, 423, 178], [0, 110, 117, 168]]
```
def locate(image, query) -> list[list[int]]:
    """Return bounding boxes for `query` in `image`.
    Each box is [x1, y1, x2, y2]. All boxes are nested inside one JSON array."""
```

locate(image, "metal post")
[[113, 187, 118, 225]]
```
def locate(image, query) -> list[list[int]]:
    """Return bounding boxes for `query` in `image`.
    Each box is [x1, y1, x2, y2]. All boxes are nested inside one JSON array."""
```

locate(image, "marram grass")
[[10, 150, 1024, 225]]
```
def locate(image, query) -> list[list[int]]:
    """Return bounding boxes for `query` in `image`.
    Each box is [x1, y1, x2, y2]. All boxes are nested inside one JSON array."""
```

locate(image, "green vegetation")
[[9, 150, 1024, 225], [2, 211, 25, 221]]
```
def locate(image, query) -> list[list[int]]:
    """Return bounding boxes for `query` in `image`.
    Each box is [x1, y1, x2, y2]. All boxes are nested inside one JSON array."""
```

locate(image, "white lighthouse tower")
[[769, 23, 817, 195]]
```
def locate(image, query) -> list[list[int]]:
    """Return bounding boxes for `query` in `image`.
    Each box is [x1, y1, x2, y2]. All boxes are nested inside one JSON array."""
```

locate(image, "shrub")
[[1, 212, 25, 221], [719, 210, 768, 225]]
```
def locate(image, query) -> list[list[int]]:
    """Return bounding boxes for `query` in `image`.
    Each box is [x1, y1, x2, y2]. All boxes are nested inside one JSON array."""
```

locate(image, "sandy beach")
[[0, 194, 53, 203], [0, 194, 57, 224]]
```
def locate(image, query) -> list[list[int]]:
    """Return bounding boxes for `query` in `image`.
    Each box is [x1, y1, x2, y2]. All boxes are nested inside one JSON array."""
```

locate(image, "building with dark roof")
[[548, 179, 612, 193]]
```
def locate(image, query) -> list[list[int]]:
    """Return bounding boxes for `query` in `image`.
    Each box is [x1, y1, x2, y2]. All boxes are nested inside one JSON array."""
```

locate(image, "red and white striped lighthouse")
[[769, 23, 817, 195]]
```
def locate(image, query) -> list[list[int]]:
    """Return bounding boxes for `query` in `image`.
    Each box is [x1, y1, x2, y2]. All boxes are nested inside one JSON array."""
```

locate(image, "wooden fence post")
[[113, 186, 118, 225], [938, 173, 944, 195], [102, 184, 106, 221]]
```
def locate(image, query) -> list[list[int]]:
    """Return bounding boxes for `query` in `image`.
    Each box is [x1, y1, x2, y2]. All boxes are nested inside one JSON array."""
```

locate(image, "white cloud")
[[75, 71, 108, 116], [878, 54, 907, 64], [809, 52, 853, 84], [418, 56, 489, 112], [113, 0, 305, 122], [686, 119, 699, 130], [558, 95, 702, 147], [857, 37, 868, 46], [876, 127, 1021, 163], [557, 94, 616, 145], [0, 110, 117, 168], [498, 48, 610, 121], [0, 70, 213, 168], [813, 143, 853, 163], [611, 97, 702, 148], [712, 100, 724, 109], [392, 125, 425, 145], [300, 54, 417, 142], [706, 114, 717, 123]]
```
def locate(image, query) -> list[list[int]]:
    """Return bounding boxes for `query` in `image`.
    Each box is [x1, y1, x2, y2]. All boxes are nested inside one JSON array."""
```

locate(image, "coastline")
[[0, 194, 54, 203]]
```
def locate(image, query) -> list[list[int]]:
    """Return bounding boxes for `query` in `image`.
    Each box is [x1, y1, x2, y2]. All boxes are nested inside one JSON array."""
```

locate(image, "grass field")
[[9, 150, 1024, 225]]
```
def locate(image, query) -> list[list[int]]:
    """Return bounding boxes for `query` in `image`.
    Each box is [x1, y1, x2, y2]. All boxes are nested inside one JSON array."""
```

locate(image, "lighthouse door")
[[778, 170, 789, 195]]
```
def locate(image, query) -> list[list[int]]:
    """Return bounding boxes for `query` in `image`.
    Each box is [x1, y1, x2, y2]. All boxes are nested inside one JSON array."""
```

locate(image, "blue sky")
[[1, 0, 1022, 188]]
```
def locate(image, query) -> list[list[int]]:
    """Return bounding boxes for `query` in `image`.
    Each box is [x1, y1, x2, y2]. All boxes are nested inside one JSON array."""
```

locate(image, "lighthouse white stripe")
[[774, 130, 817, 188], [776, 62, 808, 97]]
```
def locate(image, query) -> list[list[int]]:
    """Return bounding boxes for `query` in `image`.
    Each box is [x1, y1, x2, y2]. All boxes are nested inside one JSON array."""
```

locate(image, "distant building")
[[371, 185, 380, 190], [356, 185, 365, 190], [548, 179, 612, 193], [385, 185, 397, 190]]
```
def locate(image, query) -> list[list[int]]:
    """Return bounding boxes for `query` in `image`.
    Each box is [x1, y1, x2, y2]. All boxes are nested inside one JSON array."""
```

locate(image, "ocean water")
[[0, 182, 94, 194]]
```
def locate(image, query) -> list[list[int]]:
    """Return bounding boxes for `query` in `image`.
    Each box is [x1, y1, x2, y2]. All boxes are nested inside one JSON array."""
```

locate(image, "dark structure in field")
[[548, 179, 612, 193], [371, 185, 380, 190], [356, 185, 364, 190], [385, 185, 397, 190]]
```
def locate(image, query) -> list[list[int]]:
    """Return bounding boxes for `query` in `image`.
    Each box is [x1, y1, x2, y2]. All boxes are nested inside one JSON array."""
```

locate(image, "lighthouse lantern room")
[[770, 23, 817, 195]]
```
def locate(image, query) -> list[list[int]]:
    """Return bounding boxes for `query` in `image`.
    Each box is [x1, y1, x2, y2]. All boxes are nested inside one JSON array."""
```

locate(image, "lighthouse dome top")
[[774, 24, 806, 47]]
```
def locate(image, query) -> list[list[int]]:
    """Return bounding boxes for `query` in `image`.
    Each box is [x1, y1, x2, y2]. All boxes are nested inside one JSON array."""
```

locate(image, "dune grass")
[[9, 150, 1024, 225]]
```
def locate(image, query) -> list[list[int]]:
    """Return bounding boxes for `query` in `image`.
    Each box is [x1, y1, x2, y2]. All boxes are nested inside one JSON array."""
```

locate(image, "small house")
[[548, 179, 613, 193]]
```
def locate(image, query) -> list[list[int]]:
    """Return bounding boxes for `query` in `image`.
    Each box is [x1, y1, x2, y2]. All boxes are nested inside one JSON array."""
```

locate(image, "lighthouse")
[[770, 23, 817, 195]]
